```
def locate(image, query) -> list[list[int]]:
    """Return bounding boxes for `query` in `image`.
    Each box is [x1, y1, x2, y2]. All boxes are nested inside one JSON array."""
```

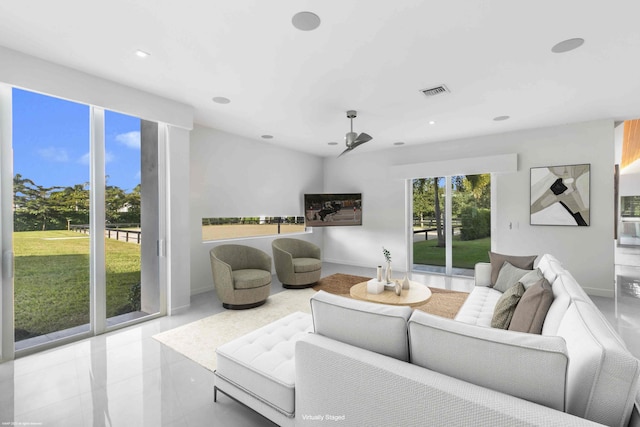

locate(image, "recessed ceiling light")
[[551, 38, 584, 53], [292, 11, 321, 31], [429, 120, 436, 125], [135, 49, 150, 58], [261, 135, 274, 139], [493, 115, 510, 121], [328, 142, 338, 146], [394, 142, 405, 146], [212, 96, 231, 104]]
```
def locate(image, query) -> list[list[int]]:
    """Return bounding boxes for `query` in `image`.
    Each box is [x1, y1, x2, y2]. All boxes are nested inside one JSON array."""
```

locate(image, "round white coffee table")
[[349, 281, 432, 307]]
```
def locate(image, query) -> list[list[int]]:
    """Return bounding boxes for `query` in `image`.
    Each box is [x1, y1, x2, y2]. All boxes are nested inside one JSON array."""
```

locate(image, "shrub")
[[129, 282, 141, 312], [460, 207, 490, 241]]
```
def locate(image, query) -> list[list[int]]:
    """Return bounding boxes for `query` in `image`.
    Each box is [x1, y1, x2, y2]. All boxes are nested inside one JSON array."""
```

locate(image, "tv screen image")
[[304, 193, 362, 227]]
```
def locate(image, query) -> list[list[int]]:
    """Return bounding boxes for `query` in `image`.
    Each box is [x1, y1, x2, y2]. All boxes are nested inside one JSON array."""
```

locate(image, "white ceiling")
[[1, 0, 640, 157]]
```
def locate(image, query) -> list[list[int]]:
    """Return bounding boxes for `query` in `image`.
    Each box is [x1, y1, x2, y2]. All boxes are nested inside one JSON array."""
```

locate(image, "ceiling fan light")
[[345, 131, 357, 145]]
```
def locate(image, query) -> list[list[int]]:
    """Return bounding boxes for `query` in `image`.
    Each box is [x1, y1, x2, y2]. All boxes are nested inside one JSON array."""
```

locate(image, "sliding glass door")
[[12, 89, 91, 350], [0, 87, 163, 358], [412, 174, 491, 276]]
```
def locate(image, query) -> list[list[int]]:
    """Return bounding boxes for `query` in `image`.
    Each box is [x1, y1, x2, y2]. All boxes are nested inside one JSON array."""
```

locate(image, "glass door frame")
[[408, 175, 494, 277], [0, 86, 167, 361]]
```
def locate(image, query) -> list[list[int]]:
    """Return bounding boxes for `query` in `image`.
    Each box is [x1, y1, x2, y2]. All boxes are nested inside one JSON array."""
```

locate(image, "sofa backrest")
[[310, 291, 413, 361], [408, 309, 570, 411], [537, 254, 640, 427], [557, 299, 640, 427]]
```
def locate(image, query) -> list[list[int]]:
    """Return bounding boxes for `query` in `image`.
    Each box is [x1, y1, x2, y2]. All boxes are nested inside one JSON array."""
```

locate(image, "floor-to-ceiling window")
[[12, 89, 91, 350], [104, 111, 160, 326], [2, 88, 162, 357], [412, 174, 491, 276]]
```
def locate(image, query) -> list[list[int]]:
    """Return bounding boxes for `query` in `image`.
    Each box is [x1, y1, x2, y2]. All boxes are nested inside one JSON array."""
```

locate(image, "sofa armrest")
[[295, 334, 600, 427], [475, 262, 492, 286]]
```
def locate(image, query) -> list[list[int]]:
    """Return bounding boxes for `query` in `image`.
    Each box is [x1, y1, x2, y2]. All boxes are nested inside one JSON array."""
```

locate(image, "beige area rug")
[[153, 288, 316, 371], [313, 273, 469, 319], [153, 274, 468, 372]]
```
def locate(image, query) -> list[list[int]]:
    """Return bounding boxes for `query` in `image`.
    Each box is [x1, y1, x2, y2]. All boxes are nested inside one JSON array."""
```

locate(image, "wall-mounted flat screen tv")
[[304, 193, 362, 227]]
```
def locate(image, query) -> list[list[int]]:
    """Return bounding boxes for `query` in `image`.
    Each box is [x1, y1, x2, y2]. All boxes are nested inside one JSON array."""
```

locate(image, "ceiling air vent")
[[421, 84, 450, 98]]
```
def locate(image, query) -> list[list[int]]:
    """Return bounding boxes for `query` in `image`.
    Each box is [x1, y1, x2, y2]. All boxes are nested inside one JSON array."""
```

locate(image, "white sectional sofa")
[[214, 254, 640, 427]]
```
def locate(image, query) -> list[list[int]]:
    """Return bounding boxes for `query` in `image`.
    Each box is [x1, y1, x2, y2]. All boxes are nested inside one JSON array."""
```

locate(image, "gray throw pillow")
[[491, 282, 525, 329], [519, 268, 544, 289], [489, 251, 537, 286], [509, 278, 554, 334], [494, 262, 540, 293]]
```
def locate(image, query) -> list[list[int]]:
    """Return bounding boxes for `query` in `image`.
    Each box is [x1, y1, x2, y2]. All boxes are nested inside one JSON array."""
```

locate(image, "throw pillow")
[[491, 282, 525, 329], [494, 262, 528, 293], [488, 251, 537, 286], [519, 268, 544, 289], [494, 262, 543, 293], [509, 278, 554, 334]]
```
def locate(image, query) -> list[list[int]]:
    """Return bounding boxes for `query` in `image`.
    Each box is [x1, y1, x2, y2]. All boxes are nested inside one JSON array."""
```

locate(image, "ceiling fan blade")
[[354, 132, 372, 144], [349, 139, 368, 151], [338, 146, 353, 157]]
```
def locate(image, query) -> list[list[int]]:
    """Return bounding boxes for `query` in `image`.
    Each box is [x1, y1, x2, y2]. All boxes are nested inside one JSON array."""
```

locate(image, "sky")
[[12, 88, 142, 192]]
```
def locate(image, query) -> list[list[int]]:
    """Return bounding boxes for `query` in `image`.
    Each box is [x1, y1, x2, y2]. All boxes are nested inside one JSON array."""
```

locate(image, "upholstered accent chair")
[[272, 238, 322, 289], [209, 244, 272, 309]]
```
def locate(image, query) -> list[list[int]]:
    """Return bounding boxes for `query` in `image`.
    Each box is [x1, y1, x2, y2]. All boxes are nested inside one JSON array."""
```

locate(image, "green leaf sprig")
[[382, 247, 391, 263]]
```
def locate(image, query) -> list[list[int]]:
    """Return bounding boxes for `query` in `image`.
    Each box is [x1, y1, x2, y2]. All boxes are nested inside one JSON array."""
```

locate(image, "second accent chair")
[[272, 238, 322, 288], [210, 244, 272, 309]]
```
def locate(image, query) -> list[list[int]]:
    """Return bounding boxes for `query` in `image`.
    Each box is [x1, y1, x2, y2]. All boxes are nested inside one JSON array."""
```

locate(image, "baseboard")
[[583, 287, 614, 298], [322, 258, 376, 270], [168, 303, 191, 315], [191, 284, 214, 296]]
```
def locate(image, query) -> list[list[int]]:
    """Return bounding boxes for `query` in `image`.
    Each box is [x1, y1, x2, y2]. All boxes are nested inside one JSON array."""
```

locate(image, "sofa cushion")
[[215, 311, 313, 415], [509, 278, 553, 334], [489, 251, 537, 286], [541, 273, 572, 336], [232, 269, 272, 289], [454, 286, 503, 327], [408, 310, 569, 411], [537, 253, 564, 284], [491, 282, 525, 329], [292, 257, 321, 273], [310, 290, 413, 361], [494, 262, 542, 292], [556, 300, 640, 426]]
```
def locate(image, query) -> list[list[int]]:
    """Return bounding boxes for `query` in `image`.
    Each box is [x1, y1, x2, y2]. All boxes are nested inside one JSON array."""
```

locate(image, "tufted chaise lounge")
[[214, 311, 313, 426]]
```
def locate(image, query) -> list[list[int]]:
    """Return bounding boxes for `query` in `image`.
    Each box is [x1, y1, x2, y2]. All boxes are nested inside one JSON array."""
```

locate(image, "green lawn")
[[14, 230, 141, 340], [414, 236, 490, 269]]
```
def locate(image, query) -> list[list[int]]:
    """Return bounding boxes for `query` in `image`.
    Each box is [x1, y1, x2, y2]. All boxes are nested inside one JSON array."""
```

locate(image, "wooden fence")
[[70, 224, 141, 244]]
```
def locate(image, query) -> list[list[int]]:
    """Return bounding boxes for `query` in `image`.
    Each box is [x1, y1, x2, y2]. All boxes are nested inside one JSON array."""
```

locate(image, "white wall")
[[189, 126, 324, 295], [167, 126, 192, 313], [323, 120, 615, 297]]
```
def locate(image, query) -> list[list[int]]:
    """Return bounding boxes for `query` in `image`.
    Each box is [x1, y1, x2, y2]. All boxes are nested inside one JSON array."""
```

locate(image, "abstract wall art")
[[530, 164, 590, 226]]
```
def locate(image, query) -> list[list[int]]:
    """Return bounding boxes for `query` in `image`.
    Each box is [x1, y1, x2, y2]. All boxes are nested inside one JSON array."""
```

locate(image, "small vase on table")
[[385, 262, 392, 284]]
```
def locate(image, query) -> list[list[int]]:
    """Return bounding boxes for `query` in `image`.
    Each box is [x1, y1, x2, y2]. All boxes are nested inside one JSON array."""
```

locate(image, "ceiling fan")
[[339, 110, 372, 157]]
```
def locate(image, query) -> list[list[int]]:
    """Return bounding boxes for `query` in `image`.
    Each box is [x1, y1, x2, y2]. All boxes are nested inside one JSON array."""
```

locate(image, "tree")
[[13, 174, 64, 231], [413, 179, 434, 226], [464, 174, 491, 208], [58, 183, 89, 227]]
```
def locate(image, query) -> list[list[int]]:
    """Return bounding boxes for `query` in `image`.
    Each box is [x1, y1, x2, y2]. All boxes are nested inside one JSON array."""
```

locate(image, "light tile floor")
[[0, 262, 636, 426]]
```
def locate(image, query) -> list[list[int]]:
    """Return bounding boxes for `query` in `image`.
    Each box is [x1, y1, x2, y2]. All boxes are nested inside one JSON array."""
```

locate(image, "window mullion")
[[445, 176, 453, 275], [90, 107, 106, 335]]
